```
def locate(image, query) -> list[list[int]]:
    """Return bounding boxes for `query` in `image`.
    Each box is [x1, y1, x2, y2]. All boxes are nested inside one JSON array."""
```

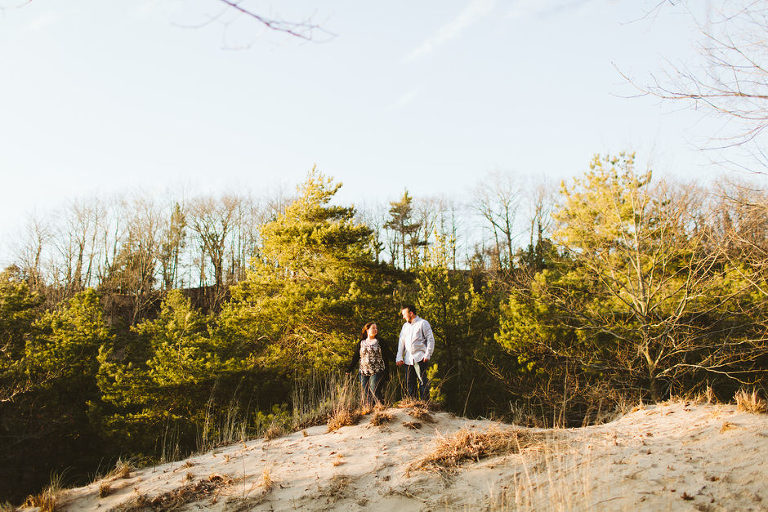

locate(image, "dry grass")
[[24, 473, 64, 512], [408, 406, 435, 423], [408, 426, 548, 474], [396, 398, 439, 411], [735, 389, 767, 414], [403, 421, 422, 430], [327, 407, 362, 432], [116, 474, 233, 511], [263, 423, 286, 441], [693, 385, 718, 405], [23, 490, 57, 512], [261, 467, 274, 492], [98, 482, 112, 498], [224, 467, 274, 512], [318, 474, 351, 502], [370, 410, 394, 426], [106, 458, 133, 480], [484, 443, 597, 511]]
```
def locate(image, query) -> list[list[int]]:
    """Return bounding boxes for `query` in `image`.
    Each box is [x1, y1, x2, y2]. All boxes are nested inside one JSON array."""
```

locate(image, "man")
[[396, 304, 435, 401]]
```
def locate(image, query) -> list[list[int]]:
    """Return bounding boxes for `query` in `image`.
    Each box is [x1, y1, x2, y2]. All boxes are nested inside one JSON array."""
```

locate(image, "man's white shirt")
[[396, 316, 435, 365]]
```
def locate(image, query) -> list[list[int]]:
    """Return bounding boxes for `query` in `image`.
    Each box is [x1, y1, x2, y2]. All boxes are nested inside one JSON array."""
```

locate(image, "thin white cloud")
[[24, 12, 58, 32], [404, 0, 496, 62], [387, 89, 420, 111], [506, 0, 541, 21], [507, 0, 596, 21]]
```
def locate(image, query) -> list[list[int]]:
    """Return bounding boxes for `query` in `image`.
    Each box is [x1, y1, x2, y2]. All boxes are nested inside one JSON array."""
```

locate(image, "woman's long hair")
[[361, 322, 376, 341]]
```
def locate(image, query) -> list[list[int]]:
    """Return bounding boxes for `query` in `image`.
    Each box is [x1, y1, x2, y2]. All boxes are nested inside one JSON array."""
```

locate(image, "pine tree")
[[384, 190, 421, 269]]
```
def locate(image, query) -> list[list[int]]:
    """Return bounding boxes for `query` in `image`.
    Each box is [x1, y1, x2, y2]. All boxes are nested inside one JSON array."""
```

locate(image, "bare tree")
[[100, 196, 163, 323], [158, 202, 187, 290], [355, 201, 388, 264], [474, 172, 521, 274], [14, 214, 51, 293], [50, 199, 104, 299], [628, 1, 768, 166], [414, 196, 467, 270], [713, 177, 768, 291], [189, 195, 241, 308], [214, 0, 327, 40]]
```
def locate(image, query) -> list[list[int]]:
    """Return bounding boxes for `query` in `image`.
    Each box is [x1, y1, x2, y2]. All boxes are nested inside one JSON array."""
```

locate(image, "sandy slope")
[[38, 401, 768, 511]]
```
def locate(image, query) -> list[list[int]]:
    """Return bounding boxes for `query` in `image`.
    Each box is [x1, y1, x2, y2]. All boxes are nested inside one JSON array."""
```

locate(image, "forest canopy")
[[1, 159, 767, 504]]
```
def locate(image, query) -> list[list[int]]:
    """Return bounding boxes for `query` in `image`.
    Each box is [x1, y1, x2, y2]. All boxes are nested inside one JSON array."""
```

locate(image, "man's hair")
[[401, 304, 417, 315]]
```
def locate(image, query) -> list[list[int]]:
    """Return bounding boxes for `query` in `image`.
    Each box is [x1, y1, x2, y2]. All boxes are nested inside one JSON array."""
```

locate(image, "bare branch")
[[215, 0, 329, 41]]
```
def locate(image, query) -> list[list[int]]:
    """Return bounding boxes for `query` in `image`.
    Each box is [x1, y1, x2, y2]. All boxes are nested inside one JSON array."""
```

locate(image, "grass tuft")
[[408, 406, 435, 423], [318, 474, 351, 502], [327, 408, 362, 432], [370, 410, 394, 426], [408, 426, 548, 474], [99, 482, 112, 498], [396, 398, 439, 411], [107, 458, 134, 480], [261, 467, 274, 492], [720, 421, 737, 433], [735, 388, 767, 414], [263, 423, 286, 441], [23, 491, 57, 512], [113, 474, 233, 511], [24, 472, 64, 512]]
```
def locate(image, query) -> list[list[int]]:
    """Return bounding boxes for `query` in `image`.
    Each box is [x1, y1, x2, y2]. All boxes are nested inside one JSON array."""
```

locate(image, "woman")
[[346, 322, 394, 406]]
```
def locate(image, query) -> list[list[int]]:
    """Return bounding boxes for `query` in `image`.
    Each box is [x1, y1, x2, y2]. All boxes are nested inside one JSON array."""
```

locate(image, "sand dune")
[[36, 400, 768, 511]]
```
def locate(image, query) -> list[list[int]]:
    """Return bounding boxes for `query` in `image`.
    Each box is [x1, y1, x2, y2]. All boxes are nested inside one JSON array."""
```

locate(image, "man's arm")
[[396, 324, 406, 364], [422, 320, 435, 361]]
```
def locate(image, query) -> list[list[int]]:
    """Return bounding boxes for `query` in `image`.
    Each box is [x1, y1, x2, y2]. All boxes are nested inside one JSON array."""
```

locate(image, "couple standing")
[[346, 305, 435, 405]]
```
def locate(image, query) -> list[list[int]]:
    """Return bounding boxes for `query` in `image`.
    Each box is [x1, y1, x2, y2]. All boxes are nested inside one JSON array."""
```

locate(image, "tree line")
[[1, 157, 767, 504]]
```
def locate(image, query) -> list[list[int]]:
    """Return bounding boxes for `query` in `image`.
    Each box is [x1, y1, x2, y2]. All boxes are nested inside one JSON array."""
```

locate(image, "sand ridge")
[[34, 401, 768, 511]]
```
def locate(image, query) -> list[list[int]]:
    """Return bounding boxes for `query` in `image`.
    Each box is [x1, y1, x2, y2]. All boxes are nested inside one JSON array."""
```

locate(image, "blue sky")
[[0, 0, 742, 262]]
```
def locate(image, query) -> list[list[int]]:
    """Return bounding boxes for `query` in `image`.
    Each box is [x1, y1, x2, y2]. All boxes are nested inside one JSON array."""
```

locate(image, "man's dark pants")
[[404, 360, 430, 401]]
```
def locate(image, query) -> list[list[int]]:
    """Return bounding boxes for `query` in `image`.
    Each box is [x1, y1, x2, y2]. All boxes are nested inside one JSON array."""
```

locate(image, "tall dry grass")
[[407, 426, 550, 475], [735, 388, 767, 414], [105, 458, 134, 480], [485, 445, 598, 511], [326, 374, 363, 432], [23, 472, 65, 512], [197, 393, 250, 453]]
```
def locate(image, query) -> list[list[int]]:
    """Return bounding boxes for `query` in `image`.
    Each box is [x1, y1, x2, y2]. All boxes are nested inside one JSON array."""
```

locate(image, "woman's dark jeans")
[[360, 371, 384, 405]]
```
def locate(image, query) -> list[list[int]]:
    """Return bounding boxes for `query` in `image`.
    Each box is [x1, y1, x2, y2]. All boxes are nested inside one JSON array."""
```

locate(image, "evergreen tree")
[[0, 266, 42, 402], [1, 288, 112, 504], [385, 190, 421, 269], [219, 168, 388, 376], [497, 154, 768, 403], [415, 235, 502, 413], [95, 289, 223, 454]]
